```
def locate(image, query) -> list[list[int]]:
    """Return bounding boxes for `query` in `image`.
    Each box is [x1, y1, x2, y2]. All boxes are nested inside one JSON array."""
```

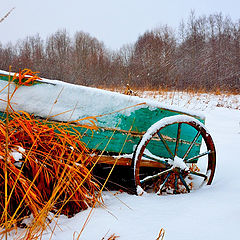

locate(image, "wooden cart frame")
[[0, 70, 216, 195]]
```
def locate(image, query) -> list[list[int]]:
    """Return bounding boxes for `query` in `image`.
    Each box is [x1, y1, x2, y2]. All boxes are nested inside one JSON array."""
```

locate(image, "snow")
[[10, 146, 25, 168], [36, 104, 239, 240], [139, 90, 240, 111], [10, 150, 23, 162], [172, 156, 189, 171], [136, 185, 145, 196], [0, 70, 205, 128], [3, 80, 239, 239]]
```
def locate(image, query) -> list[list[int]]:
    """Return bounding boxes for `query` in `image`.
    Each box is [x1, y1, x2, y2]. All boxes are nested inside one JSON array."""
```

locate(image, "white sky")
[[1, 0, 240, 50]]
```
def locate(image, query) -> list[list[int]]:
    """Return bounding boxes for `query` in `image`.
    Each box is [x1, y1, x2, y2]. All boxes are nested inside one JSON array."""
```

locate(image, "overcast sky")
[[1, 0, 240, 50]]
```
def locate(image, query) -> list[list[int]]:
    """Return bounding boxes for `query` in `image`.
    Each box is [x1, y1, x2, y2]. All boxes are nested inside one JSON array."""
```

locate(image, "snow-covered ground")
[[139, 90, 240, 111], [10, 91, 240, 240]]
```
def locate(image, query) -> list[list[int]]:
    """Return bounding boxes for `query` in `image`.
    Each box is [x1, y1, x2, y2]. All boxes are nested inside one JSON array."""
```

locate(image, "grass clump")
[[0, 111, 101, 236], [0, 69, 102, 237]]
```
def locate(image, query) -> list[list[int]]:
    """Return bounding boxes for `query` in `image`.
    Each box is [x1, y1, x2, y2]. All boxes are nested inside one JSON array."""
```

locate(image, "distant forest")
[[1, 12, 240, 93]]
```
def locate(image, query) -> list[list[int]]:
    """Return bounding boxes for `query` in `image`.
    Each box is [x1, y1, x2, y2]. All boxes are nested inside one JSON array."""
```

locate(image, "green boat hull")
[[0, 71, 204, 161]]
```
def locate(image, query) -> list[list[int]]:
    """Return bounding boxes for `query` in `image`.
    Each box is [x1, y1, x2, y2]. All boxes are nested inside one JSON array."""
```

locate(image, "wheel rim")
[[134, 116, 216, 195]]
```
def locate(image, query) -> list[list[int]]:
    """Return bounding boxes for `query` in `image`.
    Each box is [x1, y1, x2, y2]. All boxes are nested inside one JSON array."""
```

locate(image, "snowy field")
[[10, 91, 240, 240]]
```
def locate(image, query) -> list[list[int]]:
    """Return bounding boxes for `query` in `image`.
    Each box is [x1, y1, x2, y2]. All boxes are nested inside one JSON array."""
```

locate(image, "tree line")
[[0, 12, 240, 93]]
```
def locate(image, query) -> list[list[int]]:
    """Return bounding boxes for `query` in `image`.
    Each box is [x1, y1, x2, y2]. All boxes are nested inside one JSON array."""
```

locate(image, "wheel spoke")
[[185, 150, 212, 163], [179, 173, 190, 192], [157, 131, 174, 159], [142, 149, 171, 167], [174, 174, 178, 194], [140, 168, 172, 184], [174, 123, 182, 157], [182, 131, 201, 160], [158, 172, 172, 194], [190, 171, 208, 180]]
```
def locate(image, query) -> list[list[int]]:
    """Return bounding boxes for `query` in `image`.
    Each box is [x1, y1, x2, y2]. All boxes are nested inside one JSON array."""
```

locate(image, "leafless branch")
[[0, 7, 15, 23]]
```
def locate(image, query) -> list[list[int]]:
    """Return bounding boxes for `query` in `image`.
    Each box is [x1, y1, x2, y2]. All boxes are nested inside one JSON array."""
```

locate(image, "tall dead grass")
[[0, 69, 102, 239]]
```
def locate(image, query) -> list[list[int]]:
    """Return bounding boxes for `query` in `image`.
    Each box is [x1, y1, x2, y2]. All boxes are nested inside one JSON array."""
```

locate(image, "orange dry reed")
[[0, 110, 101, 230], [12, 68, 41, 86]]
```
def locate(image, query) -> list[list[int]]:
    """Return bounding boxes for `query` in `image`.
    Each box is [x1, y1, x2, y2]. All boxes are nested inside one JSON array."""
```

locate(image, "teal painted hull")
[[0, 71, 203, 161]]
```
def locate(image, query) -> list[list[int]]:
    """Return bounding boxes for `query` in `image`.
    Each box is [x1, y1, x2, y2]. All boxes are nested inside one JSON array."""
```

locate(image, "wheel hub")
[[172, 156, 189, 172]]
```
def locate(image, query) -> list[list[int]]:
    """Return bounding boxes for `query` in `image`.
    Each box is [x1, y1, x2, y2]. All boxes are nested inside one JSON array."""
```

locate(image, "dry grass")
[[0, 111, 102, 238], [0, 69, 102, 239], [105, 86, 240, 110], [107, 234, 120, 240], [156, 228, 165, 240], [103, 84, 240, 98]]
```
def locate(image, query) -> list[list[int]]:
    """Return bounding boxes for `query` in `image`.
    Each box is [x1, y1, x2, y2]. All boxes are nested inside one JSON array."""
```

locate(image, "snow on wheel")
[[134, 115, 216, 195]]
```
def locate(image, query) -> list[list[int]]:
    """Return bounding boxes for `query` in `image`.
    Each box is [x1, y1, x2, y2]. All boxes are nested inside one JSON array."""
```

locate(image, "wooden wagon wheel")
[[134, 115, 216, 195]]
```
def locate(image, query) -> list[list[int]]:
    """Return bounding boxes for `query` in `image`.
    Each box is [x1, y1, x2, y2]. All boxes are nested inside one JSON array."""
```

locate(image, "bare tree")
[[131, 26, 176, 88], [0, 11, 239, 92]]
